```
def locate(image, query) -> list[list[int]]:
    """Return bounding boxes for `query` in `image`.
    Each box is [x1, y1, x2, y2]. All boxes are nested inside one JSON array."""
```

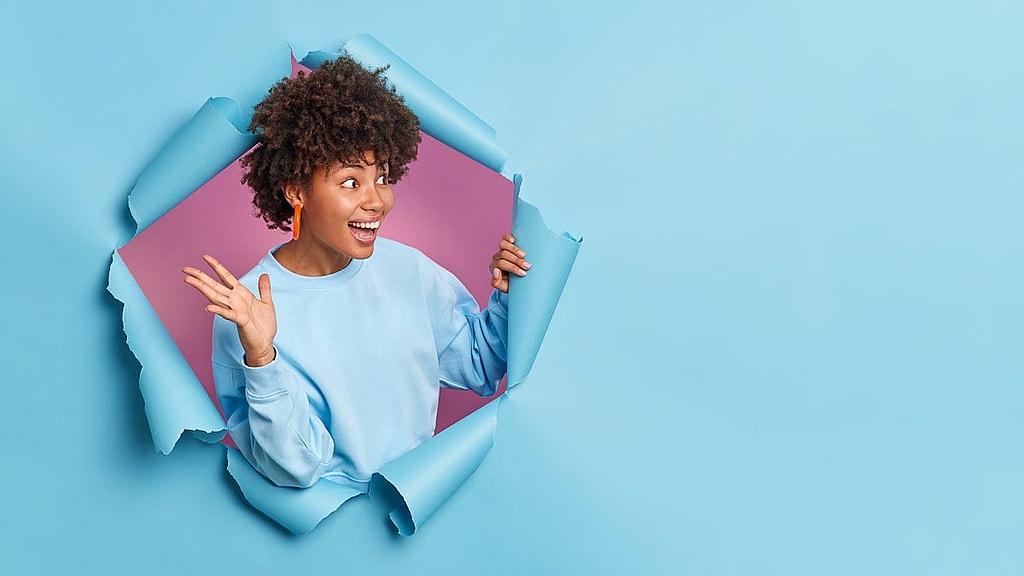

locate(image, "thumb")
[[257, 273, 273, 305]]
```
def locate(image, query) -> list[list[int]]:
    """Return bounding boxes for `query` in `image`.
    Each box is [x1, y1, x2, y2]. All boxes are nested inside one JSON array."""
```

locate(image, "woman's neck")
[[272, 239, 353, 277]]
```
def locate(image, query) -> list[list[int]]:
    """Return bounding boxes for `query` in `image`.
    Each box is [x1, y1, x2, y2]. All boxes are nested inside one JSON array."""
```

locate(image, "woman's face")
[[292, 151, 393, 267]]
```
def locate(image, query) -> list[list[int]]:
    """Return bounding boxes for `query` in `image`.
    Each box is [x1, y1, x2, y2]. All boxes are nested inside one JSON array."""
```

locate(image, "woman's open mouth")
[[349, 219, 380, 244]]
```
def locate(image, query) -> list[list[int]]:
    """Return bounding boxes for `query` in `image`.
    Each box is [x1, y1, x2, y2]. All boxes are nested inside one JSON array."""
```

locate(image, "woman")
[[183, 55, 529, 490]]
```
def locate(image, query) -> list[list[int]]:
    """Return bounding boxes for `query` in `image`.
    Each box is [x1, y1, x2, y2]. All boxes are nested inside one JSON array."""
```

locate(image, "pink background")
[[118, 131, 513, 434]]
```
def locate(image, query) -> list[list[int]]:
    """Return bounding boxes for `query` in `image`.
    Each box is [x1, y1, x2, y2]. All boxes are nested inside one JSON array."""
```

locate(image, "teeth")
[[350, 221, 380, 229]]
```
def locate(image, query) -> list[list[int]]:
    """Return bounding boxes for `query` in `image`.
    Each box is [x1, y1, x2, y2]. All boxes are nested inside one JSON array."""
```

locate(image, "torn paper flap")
[[507, 175, 583, 386], [303, 34, 509, 173]]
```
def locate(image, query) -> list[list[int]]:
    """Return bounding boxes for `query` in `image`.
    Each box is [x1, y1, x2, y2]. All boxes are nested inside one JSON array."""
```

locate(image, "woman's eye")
[[375, 175, 387, 185], [340, 178, 357, 189]]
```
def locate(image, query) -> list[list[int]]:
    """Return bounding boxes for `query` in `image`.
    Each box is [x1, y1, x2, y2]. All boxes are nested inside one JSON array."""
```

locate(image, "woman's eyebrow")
[[324, 161, 367, 179], [334, 157, 385, 171]]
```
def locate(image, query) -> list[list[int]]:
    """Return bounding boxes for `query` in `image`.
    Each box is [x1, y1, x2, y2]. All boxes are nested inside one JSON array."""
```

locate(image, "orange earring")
[[292, 203, 302, 240]]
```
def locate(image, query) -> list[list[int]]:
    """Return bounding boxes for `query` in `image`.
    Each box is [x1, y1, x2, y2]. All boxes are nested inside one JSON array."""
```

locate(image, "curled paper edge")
[[508, 175, 583, 386], [303, 34, 509, 173], [225, 398, 499, 536], [371, 397, 502, 535], [109, 96, 256, 453], [108, 253, 226, 454], [226, 449, 363, 534], [128, 97, 255, 234]]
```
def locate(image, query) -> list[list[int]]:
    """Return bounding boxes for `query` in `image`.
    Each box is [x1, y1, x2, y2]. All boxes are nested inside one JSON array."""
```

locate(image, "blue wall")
[[2, 1, 1022, 574]]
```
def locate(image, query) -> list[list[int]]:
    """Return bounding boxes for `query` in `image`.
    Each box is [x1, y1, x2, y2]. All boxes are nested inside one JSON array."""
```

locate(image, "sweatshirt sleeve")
[[213, 319, 335, 488], [431, 266, 510, 396]]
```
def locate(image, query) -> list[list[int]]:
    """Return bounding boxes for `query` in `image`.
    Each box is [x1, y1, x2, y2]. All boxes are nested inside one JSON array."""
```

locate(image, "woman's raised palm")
[[183, 255, 277, 367]]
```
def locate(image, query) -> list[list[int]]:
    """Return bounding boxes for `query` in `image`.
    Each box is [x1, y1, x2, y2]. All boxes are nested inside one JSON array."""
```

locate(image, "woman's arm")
[[186, 256, 333, 488], [213, 341, 335, 488], [435, 234, 530, 395]]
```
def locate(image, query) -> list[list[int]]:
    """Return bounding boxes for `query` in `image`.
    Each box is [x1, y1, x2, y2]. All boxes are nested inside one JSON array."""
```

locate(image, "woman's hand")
[[490, 233, 531, 293], [183, 255, 277, 367]]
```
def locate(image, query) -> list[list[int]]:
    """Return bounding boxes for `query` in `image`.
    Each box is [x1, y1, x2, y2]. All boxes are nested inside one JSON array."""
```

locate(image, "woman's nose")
[[362, 184, 385, 210]]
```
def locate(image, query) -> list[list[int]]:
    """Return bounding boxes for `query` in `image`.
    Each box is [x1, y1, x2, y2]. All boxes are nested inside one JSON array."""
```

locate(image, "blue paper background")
[[2, 1, 1022, 574]]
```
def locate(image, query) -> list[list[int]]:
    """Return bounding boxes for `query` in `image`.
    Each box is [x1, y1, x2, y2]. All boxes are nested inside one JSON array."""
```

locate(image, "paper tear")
[[108, 35, 579, 535], [304, 34, 509, 173], [128, 98, 254, 234], [108, 253, 226, 454], [508, 175, 584, 386], [373, 397, 502, 534], [226, 449, 362, 534]]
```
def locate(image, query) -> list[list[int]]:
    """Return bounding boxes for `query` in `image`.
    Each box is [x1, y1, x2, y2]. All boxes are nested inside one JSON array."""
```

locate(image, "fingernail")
[[522, 262, 531, 270], [517, 250, 526, 258]]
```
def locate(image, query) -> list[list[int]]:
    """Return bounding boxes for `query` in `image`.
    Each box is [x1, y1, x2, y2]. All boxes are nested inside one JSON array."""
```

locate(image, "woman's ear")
[[282, 181, 304, 208]]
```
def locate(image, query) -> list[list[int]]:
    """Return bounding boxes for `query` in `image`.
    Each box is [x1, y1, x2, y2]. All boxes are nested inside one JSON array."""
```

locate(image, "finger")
[[205, 304, 237, 322], [498, 249, 531, 270], [183, 266, 232, 296], [492, 258, 528, 277], [491, 248, 530, 268], [184, 275, 234, 309], [257, 274, 273, 305], [491, 266, 509, 293], [203, 254, 240, 287], [498, 239, 526, 258], [183, 273, 220, 301]]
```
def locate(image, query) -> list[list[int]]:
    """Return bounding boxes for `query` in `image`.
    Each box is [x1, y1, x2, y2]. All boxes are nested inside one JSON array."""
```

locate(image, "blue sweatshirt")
[[212, 238, 509, 489]]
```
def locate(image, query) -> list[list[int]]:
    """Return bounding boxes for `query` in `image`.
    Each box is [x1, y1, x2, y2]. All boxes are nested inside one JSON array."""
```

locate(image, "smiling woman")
[[181, 55, 531, 490]]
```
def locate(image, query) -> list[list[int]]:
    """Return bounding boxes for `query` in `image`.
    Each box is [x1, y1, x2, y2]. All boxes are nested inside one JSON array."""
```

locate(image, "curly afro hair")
[[240, 55, 421, 231]]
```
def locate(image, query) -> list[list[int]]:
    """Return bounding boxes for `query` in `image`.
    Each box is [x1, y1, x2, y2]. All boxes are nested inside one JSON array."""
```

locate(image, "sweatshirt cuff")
[[489, 289, 509, 312], [241, 348, 296, 398]]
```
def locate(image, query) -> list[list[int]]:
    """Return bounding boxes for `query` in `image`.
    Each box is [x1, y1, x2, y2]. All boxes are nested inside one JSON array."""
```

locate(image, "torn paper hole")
[[108, 34, 580, 535]]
